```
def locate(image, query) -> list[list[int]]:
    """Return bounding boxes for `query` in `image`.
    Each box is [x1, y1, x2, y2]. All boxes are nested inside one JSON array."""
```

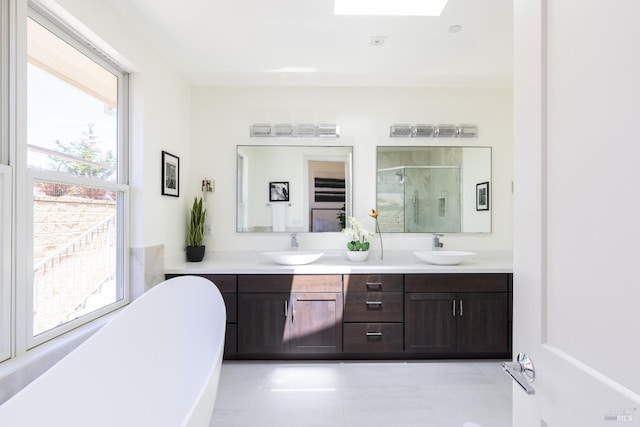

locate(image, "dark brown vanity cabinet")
[[405, 274, 510, 357], [166, 271, 512, 359], [343, 274, 404, 354], [165, 274, 238, 357], [237, 275, 343, 355]]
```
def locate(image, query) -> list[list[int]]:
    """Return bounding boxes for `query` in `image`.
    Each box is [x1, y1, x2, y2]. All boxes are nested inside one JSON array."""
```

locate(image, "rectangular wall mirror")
[[377, 146, 491, 233], [237, 145, 352, 233]]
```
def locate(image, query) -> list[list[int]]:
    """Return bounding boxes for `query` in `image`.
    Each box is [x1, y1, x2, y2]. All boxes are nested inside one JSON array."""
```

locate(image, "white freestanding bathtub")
[[0, 275, 226, 427]]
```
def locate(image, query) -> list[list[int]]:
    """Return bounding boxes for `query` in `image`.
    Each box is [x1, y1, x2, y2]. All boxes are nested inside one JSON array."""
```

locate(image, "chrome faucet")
[[432, 233, 444, 251], [290, 233, 299, 251]]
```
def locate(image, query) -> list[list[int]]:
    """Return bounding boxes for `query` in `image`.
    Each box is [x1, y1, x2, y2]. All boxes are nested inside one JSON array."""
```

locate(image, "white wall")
[[190, 86, 513, 253], [129, 71, 191, 256], [462, 147, 492, 232]]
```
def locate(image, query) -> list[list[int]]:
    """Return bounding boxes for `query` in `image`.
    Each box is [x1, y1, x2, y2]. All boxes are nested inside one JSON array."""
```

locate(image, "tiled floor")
[[211, 360, 512, 427]]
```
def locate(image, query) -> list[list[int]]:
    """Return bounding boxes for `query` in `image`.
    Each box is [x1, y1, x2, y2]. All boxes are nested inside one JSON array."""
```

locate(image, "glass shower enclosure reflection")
[[377, 166, 461, 232]]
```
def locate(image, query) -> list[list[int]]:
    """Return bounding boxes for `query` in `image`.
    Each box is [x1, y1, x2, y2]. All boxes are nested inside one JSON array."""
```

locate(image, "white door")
[[513, 0, 640, 425]]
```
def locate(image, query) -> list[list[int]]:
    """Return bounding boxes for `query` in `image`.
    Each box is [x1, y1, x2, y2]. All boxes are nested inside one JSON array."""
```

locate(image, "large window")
[[25, 10, 128, 345]]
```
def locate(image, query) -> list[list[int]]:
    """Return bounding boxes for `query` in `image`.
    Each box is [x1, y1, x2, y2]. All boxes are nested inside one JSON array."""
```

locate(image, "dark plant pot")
[[186, 245, 206, 262]]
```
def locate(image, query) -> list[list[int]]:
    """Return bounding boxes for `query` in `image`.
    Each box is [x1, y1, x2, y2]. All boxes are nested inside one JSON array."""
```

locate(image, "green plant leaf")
[[188, 197, 206, 246]]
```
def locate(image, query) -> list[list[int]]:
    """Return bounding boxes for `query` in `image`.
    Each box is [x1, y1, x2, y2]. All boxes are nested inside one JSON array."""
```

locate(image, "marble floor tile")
[[211, 360, 512, 427]]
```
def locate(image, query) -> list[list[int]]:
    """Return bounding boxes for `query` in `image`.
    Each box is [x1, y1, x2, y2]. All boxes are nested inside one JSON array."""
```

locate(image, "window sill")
[[0, 308, 122, 404]]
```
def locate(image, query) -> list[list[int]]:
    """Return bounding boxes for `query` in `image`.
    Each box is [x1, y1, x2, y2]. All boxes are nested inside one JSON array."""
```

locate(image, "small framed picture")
[[269, 181, 289, 202], [162, 151, 179, 197], [476, 181, 489, 211]]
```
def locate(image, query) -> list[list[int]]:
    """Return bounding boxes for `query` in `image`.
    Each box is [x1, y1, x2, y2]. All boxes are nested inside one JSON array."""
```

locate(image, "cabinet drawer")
[[165, 274, 238, 293], [344, 292, 403, 322], [344, 274, 403, 293], [200, 274, 237, 293], [239, 275, 342, 293], [405, 274, 509, 293], [343, 323, 403, 353]]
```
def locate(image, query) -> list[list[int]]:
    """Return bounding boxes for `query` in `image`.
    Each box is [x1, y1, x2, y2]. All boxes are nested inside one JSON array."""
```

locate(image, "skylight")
[[334, 0, 449, 16]]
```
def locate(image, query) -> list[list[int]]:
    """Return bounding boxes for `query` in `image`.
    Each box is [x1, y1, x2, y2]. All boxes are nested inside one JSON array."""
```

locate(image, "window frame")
[[0, 0, 14, 363], [0, 165, 11, 362], [1, 0, 9, 165], [17, 5, 130, 350]]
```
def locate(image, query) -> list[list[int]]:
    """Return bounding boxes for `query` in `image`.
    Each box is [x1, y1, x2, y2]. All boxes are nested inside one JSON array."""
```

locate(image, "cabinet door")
[[238, 293, 290, 354], [289, 292, 343, 354], [405, 292, 457, 354], [456, 292, 509, 354]]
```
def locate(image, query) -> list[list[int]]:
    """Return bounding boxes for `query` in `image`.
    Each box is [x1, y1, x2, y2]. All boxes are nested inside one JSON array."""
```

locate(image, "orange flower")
[[369, 208, 383, 260]]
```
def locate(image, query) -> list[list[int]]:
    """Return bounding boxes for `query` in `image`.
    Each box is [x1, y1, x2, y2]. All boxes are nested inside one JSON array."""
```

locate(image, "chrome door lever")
[[501, 353, 536, 395]]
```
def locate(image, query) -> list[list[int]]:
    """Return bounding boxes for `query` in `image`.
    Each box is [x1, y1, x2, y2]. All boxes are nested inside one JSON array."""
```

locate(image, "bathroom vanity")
[[165, 251, 512, 360]]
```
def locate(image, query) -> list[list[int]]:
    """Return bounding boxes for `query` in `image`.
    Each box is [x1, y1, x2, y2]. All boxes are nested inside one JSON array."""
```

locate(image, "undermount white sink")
[[414, 250, 476, 266], [263, 251, 324, 266]]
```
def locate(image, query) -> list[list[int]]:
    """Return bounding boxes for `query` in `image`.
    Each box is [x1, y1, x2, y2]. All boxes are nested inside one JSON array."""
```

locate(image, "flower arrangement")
[[342, 216, 373, 251]]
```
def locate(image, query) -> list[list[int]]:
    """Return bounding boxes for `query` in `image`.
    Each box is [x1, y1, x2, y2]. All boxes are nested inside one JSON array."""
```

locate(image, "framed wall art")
[[476, 181, 489, 211], [269, 181, 289, 202], [162, 151, 180, 197]]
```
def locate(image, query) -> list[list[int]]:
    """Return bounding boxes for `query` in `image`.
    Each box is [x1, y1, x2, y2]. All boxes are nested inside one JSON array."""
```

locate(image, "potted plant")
[[342, 216, 373, 262], [186, 197, 206, 262]]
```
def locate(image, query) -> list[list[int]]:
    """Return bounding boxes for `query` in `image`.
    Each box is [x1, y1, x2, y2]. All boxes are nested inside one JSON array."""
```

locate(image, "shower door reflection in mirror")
[[376, 146, 491, 233]]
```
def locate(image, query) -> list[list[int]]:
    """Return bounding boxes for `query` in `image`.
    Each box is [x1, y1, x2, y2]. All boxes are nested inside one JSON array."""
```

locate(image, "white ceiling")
[[104, 0, 513, 87]]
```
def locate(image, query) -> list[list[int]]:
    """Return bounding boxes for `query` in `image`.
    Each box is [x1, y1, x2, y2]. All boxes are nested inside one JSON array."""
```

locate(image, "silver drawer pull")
[[452, 300, 456, 316], [459, 299, 463, 316], [366, 332, 383, 337], [365, 301, 383, 305], [366, 282, 382, 290]]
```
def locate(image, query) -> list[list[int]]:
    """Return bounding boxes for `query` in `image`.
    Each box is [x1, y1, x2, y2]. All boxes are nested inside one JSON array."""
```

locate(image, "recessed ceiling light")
[[334, 0, 449, 16], [448, 25, 462, 33], [370, 36, 387, 46]]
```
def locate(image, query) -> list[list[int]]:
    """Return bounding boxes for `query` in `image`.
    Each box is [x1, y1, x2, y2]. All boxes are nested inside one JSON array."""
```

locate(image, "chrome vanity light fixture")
[[389, 124, 478, 138], [294, 123, 317, 137], [389, 124, 413, 137], [249, 123, 272, 137], [250, 123, 340, 138], [456, 124, 478, 138], [435, 124, 457, 138], [274, 123, 294, 137], [413, 124, 435, 137], [317, 124, 339, 137]]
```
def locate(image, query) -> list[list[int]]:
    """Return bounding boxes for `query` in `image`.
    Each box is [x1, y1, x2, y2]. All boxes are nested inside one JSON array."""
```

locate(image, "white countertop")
[[165, 250, 513, 275]]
